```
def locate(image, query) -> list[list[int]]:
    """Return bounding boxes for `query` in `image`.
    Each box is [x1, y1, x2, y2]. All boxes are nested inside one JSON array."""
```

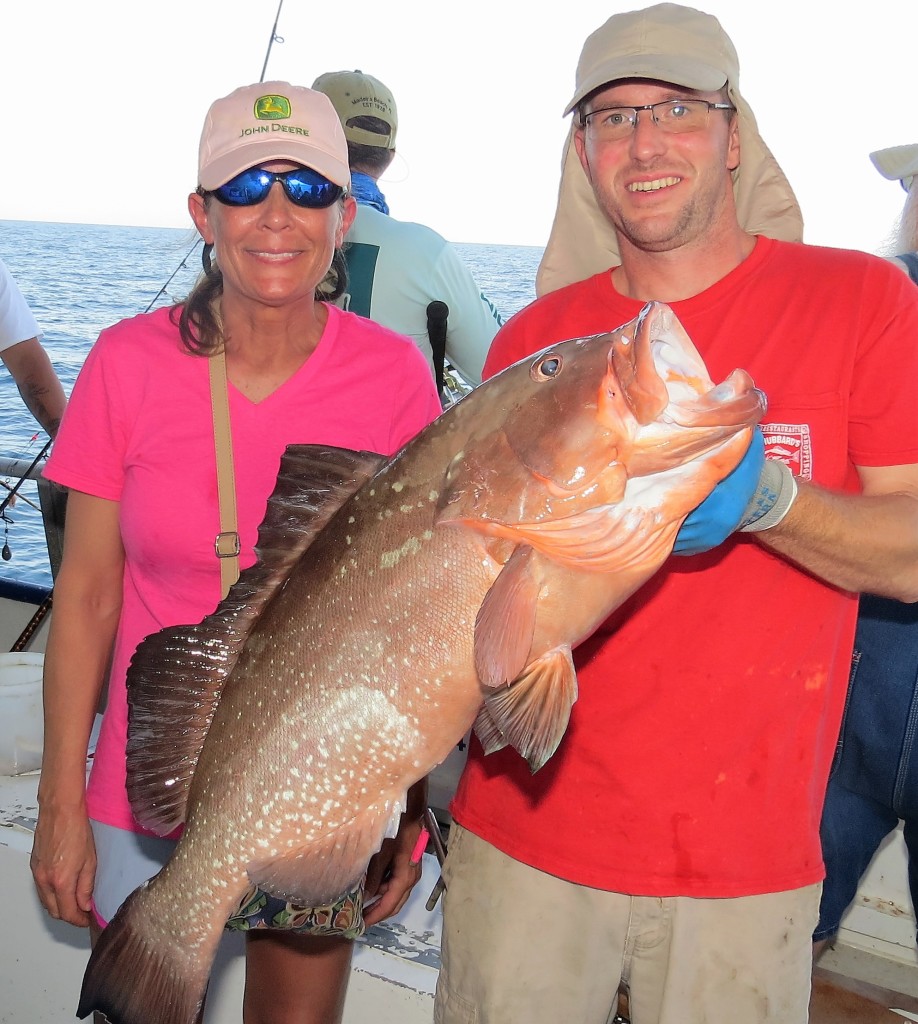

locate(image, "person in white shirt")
[[312, 70, 503, 389], [0, 258, 66, 437]]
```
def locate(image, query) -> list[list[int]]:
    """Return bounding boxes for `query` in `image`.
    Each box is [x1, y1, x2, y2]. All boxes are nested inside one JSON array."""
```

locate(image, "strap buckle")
[[214, 531, 241, 558]]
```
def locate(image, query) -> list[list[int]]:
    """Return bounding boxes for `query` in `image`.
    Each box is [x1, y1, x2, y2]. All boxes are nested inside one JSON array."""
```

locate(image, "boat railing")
[[0, 456, 45, 481], [0, 451, 66, 584]]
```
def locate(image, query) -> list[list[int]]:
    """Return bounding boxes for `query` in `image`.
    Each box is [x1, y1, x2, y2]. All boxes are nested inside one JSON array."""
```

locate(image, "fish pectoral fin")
[[474, 545, 539, 688], [472, 702, 509, 755], [482, 646, 578, 773], [247, 798, 404, 907]]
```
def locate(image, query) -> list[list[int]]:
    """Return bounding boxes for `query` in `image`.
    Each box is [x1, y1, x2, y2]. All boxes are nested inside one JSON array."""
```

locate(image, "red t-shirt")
[[450, 237, 918, 897]]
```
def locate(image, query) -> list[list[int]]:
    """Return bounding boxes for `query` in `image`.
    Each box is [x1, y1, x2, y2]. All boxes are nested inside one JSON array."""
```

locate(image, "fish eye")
[[531, 354, 562, 381]]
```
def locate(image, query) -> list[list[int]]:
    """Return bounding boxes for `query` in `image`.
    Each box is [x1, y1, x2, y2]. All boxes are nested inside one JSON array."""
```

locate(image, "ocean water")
[[0, 219, 544, 589]]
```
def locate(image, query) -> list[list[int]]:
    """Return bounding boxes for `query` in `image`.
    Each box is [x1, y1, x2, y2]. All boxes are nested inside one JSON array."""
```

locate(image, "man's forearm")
[[756, 480, 918, 602], [17, 377, 65, 437], [3, 339, 67, 437]]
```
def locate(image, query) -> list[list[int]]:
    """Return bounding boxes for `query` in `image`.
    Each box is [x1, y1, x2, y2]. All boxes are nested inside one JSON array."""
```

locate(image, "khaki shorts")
[[434, 825, 819, 1024]]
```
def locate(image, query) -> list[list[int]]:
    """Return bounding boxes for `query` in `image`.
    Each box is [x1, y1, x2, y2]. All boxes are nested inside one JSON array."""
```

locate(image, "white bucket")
[[0, 652, 44, 775]]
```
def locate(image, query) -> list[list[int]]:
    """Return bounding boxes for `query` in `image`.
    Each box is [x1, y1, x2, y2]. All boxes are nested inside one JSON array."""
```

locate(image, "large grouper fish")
[[78, 301, 765, 1024]]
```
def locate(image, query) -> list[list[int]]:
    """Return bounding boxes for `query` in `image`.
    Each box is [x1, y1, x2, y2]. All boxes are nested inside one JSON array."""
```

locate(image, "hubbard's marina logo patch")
[[761, 422, 812, 480], [253, 94, 291, 120]]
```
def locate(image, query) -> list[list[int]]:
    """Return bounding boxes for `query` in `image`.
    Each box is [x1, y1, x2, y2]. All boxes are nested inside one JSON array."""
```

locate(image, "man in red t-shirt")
[[433, 6, 918, 1024]]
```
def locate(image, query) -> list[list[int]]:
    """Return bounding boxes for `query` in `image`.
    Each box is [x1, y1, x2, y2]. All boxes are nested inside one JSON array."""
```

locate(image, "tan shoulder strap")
[[209, 350, 240, 599]]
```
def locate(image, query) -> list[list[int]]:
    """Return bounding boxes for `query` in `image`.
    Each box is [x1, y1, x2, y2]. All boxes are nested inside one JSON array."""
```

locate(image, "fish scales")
[[77, 301, 766, 1024]]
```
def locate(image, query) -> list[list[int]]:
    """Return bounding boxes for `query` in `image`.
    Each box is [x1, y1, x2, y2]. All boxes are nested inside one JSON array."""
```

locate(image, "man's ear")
[[726, 114, 741, 173], [573, 127, 594, 184]]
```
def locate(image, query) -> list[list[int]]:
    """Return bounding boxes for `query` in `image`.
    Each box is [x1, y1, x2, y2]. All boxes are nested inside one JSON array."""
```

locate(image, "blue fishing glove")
[[672, 428, 766, 555]]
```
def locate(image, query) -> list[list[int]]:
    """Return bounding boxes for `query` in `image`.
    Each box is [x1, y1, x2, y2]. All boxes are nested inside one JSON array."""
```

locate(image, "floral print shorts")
[[225, 883, 366, 939]]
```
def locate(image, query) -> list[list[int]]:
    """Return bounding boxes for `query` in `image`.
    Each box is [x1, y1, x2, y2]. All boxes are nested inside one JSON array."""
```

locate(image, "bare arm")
[[1, 337, 67, 437], [31, 491, 124, 927], [756, 463, 918, 602]]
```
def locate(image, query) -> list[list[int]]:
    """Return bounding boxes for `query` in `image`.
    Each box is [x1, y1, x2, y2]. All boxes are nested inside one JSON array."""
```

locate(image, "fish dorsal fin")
[[254, 446, 388, 570], [126, 445, 387, 836], [247, 795, 405, 907], [482, 646, 579, 773], [474, 545, 539, 689]]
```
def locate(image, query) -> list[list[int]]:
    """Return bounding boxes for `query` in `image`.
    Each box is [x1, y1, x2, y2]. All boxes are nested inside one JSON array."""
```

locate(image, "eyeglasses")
[[202, 167, 347, 208], [579, 99, 735, 142]]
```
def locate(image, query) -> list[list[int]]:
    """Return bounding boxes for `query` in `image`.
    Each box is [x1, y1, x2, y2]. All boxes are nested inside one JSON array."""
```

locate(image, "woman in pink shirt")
[[30, 81, 441, 1024]]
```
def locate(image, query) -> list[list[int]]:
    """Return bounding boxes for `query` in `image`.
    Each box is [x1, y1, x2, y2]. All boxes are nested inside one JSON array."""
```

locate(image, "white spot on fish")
[[380, 536, 423, 568], [392, 481, 404, 492]]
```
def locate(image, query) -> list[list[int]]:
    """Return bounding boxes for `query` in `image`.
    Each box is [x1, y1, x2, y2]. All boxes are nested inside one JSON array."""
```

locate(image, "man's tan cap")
[[565, 2, 738, 114], [312, 70, 398, 149]]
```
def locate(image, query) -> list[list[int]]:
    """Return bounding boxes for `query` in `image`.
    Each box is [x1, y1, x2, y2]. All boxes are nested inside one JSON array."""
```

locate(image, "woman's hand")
[[32, 491, 123, 929], [31, 803, 96, 927], [362, 780, 428, 926]]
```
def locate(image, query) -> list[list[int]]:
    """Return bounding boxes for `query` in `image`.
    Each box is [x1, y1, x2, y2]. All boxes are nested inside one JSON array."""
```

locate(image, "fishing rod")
[[5, 439, 56, 648], [143, 242, 202, 313], [2, 440, 53, 647], [0, 438, 51, 521], [260, 0, 286, 84], [0, 479, 40, 513]]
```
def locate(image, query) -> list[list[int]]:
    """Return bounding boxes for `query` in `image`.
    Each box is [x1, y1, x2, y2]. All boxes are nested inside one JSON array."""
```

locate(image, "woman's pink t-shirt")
[[45, 303, 441, 831]]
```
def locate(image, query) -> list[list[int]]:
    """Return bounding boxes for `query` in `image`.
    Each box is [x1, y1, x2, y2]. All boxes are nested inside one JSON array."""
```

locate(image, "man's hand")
[[673, 429, 766, 555]]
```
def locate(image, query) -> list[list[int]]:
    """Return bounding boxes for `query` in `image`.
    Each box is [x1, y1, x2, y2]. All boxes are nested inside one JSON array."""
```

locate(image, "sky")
[[3, 0, 915, 255]]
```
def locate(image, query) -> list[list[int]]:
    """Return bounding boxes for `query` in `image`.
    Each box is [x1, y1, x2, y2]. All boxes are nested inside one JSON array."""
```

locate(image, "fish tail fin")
[[77, 883, 212, 1024]]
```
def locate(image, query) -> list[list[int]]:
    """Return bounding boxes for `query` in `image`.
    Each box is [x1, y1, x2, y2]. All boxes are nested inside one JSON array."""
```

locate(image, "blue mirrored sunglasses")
[[206, 166, 346, 208]]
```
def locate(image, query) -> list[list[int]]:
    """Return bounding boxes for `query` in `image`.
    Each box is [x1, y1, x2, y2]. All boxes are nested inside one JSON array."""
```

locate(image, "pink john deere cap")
[[197, 81, 351, 190]]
